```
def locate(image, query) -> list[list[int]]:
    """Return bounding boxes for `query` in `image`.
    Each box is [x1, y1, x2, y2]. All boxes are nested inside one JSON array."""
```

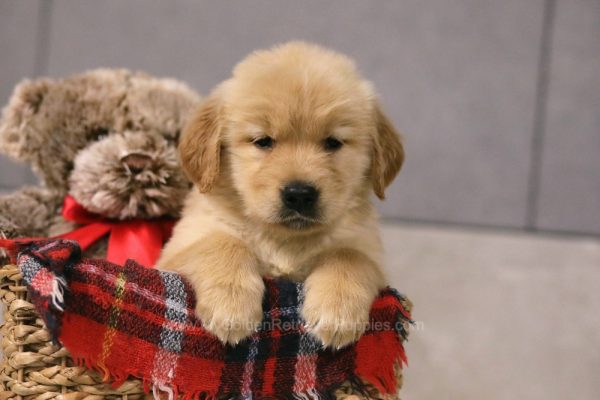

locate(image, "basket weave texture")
[[0, 262, 149, 400]]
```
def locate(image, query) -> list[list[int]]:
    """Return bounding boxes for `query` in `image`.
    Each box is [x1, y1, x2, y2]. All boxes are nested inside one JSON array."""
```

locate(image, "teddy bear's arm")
[[0, 187, 62, 239]]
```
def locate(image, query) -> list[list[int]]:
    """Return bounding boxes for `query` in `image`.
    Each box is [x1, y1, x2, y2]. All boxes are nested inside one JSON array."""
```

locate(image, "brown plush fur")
[[0, 69, 200, 258], [69, 130, 189, 219], [158, 42, 405, 398]]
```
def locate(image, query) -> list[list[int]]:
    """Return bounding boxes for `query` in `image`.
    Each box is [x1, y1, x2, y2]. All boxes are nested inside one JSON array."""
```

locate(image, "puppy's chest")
[[250, 235, 330, 281]]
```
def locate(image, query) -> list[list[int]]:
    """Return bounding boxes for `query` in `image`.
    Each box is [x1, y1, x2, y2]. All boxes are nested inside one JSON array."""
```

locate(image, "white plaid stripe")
[[152, 271, 188, 390], [19, 239, 63, 283], [293, 284, 319, 394], [19, 254, 43, 285], [240, 335, 260, 397]]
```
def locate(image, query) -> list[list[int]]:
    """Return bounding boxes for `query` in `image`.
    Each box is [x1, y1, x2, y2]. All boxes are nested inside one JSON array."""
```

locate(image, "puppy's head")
[[180, 42, 404, 231]]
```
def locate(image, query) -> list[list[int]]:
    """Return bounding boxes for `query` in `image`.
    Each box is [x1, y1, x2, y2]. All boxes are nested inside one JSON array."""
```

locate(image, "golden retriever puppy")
[[158, 42, 404, 349]]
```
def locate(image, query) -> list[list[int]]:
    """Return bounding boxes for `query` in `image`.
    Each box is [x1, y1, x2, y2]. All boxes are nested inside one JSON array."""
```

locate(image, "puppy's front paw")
[[195, 279, 265, 345], [302, 286, 372, 349]]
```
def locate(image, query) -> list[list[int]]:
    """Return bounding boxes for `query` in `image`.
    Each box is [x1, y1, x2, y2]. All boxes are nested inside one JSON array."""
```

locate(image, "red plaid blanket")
[[4, 239, 411, 399]]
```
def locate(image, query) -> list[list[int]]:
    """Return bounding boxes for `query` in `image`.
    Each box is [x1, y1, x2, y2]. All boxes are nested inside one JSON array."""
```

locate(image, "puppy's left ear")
[[371, 104, 404, 199]]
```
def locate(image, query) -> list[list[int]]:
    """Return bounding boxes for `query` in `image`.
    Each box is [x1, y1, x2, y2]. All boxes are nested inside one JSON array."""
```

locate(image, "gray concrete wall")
[[1, 0, 598, 235]]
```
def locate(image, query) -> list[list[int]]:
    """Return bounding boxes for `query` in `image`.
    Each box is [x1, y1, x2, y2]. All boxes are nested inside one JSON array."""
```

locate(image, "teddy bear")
[[0, 69, 200, 262]]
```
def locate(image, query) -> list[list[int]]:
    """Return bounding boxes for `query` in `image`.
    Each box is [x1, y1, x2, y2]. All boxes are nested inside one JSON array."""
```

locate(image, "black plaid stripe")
[[218, 339, 253, 396], [273, 333, 301, 395]]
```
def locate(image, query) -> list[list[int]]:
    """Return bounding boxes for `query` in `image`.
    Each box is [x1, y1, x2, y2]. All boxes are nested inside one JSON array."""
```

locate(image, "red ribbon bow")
[[57, 195, 175, 266], [1, 197, 175, 267]]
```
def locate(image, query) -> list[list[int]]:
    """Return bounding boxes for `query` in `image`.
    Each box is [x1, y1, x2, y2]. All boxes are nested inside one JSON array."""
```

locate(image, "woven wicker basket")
[[0, 262, 148, 400]]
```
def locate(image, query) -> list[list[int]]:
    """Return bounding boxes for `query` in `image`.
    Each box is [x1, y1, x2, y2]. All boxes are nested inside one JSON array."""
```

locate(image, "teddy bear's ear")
[[0, 78, 53, 161]]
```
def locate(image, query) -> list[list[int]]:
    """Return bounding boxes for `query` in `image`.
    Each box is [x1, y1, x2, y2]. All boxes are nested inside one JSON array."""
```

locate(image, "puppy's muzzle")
[[281, 181, 319, 217]]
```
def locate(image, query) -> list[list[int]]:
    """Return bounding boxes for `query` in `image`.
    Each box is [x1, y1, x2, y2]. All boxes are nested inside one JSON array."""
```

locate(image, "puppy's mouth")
[[278, 211, 321, 230]]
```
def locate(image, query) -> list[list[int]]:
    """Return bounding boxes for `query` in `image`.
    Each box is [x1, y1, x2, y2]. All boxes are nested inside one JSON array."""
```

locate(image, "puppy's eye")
[[324, 137, 343, 151], [253, 136, 274, 149]]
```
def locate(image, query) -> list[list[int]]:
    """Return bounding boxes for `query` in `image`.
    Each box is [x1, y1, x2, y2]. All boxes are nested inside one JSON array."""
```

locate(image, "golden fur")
[[158, 42, 404, 350]]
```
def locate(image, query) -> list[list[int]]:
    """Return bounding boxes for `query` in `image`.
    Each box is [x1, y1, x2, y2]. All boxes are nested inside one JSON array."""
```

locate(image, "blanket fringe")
[[352, 296, 412, 395], [357, 340, 407, 394], [70, 349, 223, 400], [153, 383, 175, 400], [64, 346, 398, 400], [292, 388, 325, 399], [51, 275, 67, 311]]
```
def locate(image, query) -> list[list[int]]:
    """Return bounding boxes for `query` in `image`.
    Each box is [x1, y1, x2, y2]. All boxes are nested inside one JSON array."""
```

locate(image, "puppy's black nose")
[[121, 153, 152, 174], [282, 181, 319, 215]]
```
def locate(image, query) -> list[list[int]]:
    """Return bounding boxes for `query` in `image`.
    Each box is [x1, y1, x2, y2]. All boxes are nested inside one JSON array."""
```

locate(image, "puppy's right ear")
[[179, 93, 224, 193]]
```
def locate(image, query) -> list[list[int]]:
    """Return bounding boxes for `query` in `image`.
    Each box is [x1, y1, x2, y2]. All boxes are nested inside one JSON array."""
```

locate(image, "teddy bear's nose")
[[121, 153, 152, 174]]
